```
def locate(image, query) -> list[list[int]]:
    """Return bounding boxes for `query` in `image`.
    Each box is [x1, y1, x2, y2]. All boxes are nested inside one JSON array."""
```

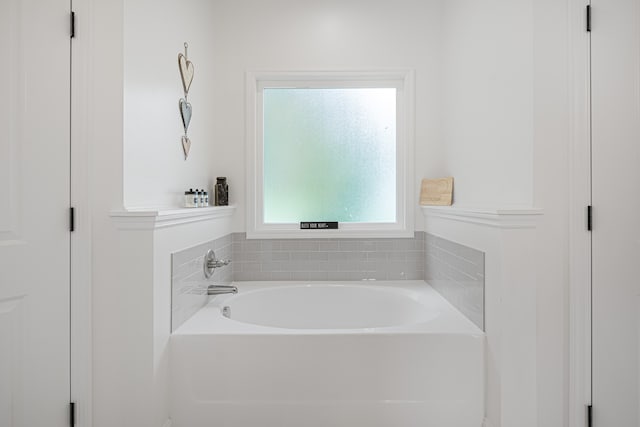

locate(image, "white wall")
[[89, 0, 127, 426], [532, 0, 571, 426], [123, 0, 219, 208], [206, 0, 444, 232], [440, 0, 534, 208]]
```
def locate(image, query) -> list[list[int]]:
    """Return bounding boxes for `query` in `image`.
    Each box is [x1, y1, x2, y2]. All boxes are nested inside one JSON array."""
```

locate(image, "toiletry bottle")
[[203, 190, 209, 207], [199, 189, 206, 207], [215, 177, 228, 206], [195, 189, 201, 207]]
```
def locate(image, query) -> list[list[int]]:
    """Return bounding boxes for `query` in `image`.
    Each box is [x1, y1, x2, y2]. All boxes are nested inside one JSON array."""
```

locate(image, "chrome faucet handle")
[[209, 259, 231, 268], [204, 249, 231, 279]]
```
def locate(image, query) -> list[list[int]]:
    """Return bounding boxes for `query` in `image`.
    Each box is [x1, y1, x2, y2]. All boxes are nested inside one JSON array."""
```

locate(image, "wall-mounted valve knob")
[[203, 249, 232, 279]]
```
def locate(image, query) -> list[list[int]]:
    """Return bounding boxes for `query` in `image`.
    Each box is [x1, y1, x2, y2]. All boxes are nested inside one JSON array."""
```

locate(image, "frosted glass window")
[[246, 70, 414, 239], [263, 88, 397, 224]]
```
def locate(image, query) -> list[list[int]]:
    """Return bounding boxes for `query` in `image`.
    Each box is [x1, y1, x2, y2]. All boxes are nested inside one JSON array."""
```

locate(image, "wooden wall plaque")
[[419, 177, 454, 206]]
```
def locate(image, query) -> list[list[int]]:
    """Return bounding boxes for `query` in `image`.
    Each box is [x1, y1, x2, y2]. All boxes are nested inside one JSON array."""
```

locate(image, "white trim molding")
[[568, 0, 592, 425], [70, 0, 94, 425], [110, 205, 236, 230], [421, 206, 543, 229]]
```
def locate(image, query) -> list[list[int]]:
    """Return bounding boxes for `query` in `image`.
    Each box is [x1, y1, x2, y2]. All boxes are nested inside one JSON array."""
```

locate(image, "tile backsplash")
[[171, 234, 232, 332], [171, 231, 485, 332], [231, 232, 425, 282], [424, 233, 485, 330]]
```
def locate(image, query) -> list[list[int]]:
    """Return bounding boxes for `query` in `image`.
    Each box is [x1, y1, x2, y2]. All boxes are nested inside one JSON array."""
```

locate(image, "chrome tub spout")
[[207, 284, 238, 296]]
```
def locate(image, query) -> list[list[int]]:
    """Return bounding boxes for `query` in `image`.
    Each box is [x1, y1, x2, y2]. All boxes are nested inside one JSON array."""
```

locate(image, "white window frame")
[[245, 70, 415, 239]]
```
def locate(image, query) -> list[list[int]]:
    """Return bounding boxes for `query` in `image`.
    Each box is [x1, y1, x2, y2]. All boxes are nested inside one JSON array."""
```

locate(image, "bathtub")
[[170, 281, 484, 427]]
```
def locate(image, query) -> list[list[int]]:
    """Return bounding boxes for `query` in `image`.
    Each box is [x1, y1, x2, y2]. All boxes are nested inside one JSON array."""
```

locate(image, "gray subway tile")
[[375, 240, 394, 251], [271, 252, 290, 261], [269, 271, 293, 281], [309, 252, 329, 261], [234, 271, 261, 281], [298, 241, 319, 251], [242, 262, 261, 272], [318, 241, 340, 251], [290, 272, 310, 281], [242, 240, 261, 252], [232, 232, 246, 242], [281, 240, 300, 251], [261, 262, 283, 273], [361, 241, 377, 252], [339, 241, 361, 251], [291, 251, 310, 261], [307, 271, 329, 281], [367, 251, 389, 261], [328, 251, 350, 261], [394, 239, 415, 250], [346, 251, 367, 261]]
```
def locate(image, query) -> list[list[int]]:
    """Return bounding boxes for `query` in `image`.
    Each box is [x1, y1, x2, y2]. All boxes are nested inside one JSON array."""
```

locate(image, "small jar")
[[184, 189, 197, 208]]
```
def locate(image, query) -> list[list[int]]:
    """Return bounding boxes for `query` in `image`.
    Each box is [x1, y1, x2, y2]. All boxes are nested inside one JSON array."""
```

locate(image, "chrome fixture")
[[207, 284, 238, 296], [203, 249, 231, 278], [222, 306, 231, 318]]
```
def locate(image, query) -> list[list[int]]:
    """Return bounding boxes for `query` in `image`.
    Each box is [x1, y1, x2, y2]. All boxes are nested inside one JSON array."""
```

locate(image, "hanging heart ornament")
[[178, 53, 194, 95], [181, 136, 191, 160], [179, 98, 192, 133]]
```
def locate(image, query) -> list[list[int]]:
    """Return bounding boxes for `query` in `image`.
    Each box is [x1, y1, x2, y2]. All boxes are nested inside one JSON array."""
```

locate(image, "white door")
[[591, 0, 640, 425], [0, 1, 72, 426]]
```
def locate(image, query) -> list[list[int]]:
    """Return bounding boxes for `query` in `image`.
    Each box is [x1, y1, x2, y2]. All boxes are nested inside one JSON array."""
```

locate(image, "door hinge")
[[70, 402, 76, 426], [70, 11, 76, 38], [586, 5, 591, 32], [587, 205, 592, 231], [587, 404, 592, 427], [70, 207, 75, 232]]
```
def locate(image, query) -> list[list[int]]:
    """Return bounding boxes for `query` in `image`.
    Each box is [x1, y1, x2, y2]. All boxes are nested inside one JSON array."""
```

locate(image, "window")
[[246, 71, 414, 238]]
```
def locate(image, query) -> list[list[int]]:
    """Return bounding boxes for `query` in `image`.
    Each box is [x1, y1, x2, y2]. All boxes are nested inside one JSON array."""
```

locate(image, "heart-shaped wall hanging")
[[181, 136, 191, 160], [178, 53, 194, 95], [179, 98, 192, 133]]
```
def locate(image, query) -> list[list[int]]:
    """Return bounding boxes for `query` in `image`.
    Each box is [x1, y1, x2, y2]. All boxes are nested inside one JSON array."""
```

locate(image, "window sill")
[[246, 227, 414, 240]]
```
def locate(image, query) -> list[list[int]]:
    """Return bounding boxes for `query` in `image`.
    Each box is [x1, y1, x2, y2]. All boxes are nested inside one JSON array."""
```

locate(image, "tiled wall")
[[170, 234, 232, 332], [424, 233, 485, 330], [231, 232, 425, 281]]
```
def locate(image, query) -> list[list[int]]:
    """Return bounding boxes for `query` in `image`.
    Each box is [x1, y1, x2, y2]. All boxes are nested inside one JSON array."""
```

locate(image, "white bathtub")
[[170, 281, 484, 427]]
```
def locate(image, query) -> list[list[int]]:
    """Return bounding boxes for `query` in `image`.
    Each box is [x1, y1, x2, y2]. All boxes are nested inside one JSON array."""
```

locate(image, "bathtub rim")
[[172, 280, 484, 336], [216, 282, 440, 330]]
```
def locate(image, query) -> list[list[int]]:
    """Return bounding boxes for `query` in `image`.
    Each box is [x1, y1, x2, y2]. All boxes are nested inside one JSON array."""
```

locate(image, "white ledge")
[[421, 206, 543, 229], [110, 205, 236, 230]]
